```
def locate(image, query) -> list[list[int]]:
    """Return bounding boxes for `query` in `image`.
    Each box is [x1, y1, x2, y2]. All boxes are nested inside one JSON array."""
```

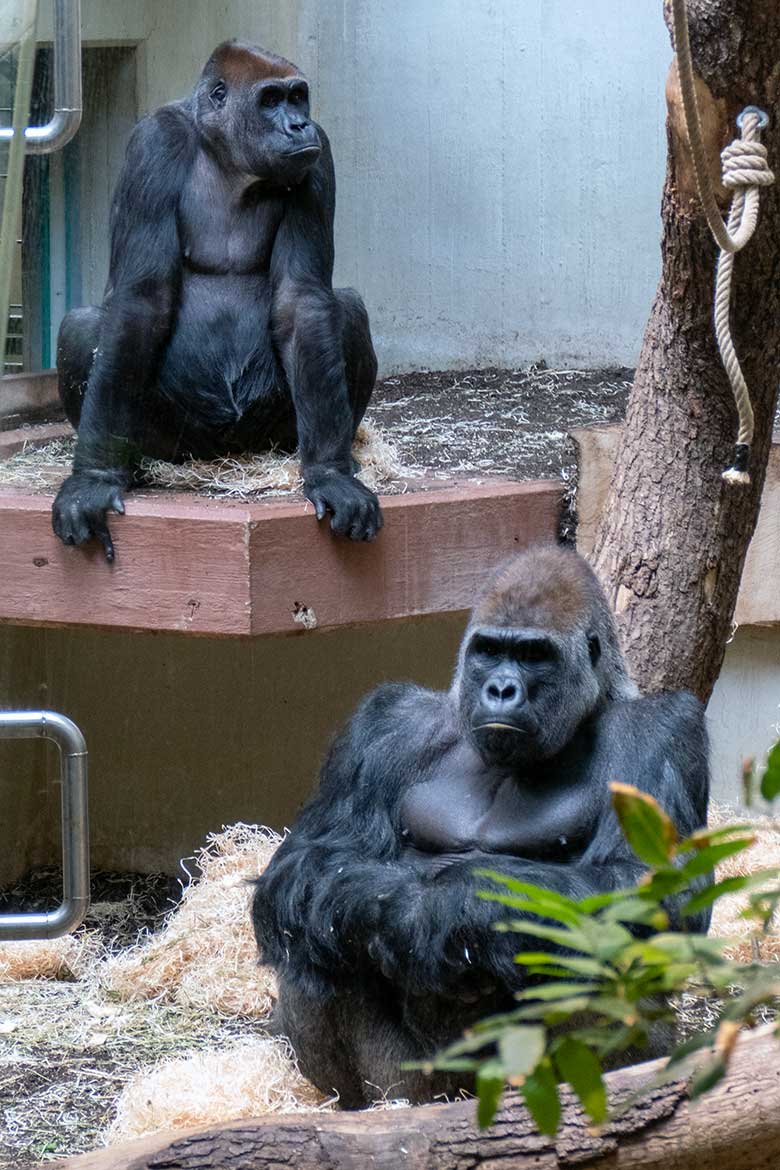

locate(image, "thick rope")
[[671, 0, 775, 485]]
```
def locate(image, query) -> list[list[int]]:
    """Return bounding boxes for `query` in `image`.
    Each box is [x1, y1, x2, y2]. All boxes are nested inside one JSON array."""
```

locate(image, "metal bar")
[[0, 710, 89, 940], [0, 0, 82, 155]]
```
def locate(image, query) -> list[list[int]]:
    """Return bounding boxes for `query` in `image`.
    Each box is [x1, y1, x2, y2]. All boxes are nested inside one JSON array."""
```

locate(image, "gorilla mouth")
[[473, 722, 524, 733], [284, 144, 321, 157]]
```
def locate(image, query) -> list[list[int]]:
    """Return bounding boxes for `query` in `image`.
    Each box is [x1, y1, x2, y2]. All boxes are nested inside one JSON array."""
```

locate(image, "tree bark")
[[592, 0, 780, 702], [49, 1026, 780, 1170]]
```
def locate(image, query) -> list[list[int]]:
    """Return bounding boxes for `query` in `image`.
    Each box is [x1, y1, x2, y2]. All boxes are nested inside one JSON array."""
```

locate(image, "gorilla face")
[[196, 73, 322, 185], [459, 625, 602, 766]]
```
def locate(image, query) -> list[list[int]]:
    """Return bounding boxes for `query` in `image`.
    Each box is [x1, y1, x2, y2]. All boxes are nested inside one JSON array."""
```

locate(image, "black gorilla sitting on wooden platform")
[[53, 40, 380, 560], [253, 546, 710, 1107]]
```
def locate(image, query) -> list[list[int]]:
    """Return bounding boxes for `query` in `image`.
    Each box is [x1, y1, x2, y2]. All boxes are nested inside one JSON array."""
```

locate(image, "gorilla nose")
[[482, 676, 525, 712]]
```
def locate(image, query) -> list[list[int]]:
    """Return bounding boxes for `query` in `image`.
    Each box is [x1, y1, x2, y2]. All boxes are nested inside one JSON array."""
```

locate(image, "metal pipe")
[[0, 710, 89, 940], [0, 0, 82, 155]]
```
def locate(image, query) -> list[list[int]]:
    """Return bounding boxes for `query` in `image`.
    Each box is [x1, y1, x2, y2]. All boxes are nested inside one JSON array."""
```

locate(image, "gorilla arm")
[[269, 129, 381, 541], [52, 109, 195, 559], [364, 691, 712, 995]]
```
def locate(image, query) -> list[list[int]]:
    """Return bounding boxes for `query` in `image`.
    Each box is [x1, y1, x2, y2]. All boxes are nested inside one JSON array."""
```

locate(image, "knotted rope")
[[671, 0, 775, 485]]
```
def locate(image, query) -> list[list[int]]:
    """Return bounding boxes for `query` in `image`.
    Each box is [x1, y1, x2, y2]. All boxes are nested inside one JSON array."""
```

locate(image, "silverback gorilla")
[[253, 546, 711, 1107], [53, 41, 380, 560]]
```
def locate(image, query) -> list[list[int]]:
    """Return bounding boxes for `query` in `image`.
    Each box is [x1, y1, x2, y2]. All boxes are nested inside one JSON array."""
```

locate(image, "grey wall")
[[48, 0, 671, 373]]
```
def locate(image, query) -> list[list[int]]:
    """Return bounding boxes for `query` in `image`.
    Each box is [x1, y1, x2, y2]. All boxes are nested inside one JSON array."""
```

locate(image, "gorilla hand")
[[52, 471, 126, 562], [304, 465, 383, 541]]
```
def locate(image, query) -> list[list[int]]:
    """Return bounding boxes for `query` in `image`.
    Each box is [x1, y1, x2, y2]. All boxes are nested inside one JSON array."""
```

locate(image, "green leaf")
[[586, 920, 634, 962], [677, 825, 753, 852], [689, 1056, 727, 1100], [474, 870, 582, 913], [512, 996, 594, 1023], [500, 920, 592, 953], [516, 982, 601, 1003], [477, 890, 583, 928], [600, 897, 668, 927], [681, 874, 770, 917], [554, 1037, 607, 1125], [760, 740, 780, 803], [577, 888, 637, 913], [513, 953, 611, 978], [476, 1060, 505, 1129], [498, 1025, 546, 1081], [610, 782, 677, 866], [521, 1059, 561, 1136], [680, 837, 755, 878]]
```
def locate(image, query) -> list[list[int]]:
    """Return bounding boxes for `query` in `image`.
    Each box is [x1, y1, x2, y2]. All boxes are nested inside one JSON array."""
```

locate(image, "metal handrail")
[[0, 710, 89, 940], [0, 0, 82, 155]]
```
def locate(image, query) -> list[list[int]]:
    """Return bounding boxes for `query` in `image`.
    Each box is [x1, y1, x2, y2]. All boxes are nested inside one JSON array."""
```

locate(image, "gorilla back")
[[53, 40, 381, 561], [253, 546, 711, 1107]]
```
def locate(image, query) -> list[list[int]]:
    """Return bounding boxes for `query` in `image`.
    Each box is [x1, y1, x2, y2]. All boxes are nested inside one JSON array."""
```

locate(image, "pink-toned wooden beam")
[[0, 480, 562, 636]]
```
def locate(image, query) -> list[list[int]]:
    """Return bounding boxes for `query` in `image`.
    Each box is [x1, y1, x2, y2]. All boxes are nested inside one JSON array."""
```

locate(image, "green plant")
[[430, 741, 780, 1134]]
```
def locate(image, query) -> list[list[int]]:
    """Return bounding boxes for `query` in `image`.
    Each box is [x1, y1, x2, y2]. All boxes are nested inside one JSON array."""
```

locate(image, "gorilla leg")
[[276, 977, 475, 1108], [336, 287, 377, 436], [57, 306, 103, 429]]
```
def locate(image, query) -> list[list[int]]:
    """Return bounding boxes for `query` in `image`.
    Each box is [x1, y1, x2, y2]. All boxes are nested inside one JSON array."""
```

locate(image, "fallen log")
[[52, 1025, 780, 1170]]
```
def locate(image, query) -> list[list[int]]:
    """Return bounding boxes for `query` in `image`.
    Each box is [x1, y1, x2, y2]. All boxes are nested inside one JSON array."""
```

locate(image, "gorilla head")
[[453, 545, 637, 766], [194, 41, 322, 185]]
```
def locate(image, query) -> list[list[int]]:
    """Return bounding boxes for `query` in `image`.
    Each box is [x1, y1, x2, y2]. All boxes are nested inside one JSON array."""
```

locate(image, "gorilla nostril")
[[500, 683, 517, 701]]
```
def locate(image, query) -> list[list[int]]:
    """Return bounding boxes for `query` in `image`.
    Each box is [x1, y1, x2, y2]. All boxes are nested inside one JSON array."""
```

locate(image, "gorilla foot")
[[52, 471, 126, 562], [304, 466, 383, 541]]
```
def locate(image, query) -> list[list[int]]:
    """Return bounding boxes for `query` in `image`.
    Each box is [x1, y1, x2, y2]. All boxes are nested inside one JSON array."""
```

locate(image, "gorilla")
[[53, 41, 380, 561], [253, 546, 710, 1107]]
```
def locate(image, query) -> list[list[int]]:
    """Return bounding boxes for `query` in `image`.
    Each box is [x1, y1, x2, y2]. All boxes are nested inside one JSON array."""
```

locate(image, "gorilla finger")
[[110, 490, 125, 515], [310, 494, 327, 521], [93, 521, 115, 563], [329, 506, 352, 537]]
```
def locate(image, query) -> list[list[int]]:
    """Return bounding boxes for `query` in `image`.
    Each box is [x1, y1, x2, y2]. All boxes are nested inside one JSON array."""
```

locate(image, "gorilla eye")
[[209, 80, 227, 108], [289, 83, 309, 105], [516, 638, 556, 664], [261, 86, 284, 107], [588, 635, 601, 666]]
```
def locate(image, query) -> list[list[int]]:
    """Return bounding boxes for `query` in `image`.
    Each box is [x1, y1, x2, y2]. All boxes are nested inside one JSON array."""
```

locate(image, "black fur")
[[253, 547, 711, 1107], [52, 41, 380, 560]]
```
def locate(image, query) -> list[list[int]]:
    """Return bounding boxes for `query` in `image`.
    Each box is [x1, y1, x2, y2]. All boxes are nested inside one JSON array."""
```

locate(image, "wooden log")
[[50, 1025, 780, 1170]]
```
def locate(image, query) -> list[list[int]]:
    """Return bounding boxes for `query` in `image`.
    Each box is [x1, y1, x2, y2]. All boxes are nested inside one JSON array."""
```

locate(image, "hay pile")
[[106, 1036, 328, 1142], [0, 422, 418, 499], [0, 932, 99, 983], [101, 823, 280, 1017]]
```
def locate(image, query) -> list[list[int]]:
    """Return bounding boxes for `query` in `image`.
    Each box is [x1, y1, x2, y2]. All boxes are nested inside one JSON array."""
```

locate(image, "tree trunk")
[[49, 1026, 780, 1170], [592, 0, 780, 702]]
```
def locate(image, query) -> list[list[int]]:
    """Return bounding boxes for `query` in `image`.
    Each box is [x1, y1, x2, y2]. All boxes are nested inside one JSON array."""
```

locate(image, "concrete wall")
[[44, 0, 670, 372], [707, 627, 780, 807], [0, 614, 466, 882]]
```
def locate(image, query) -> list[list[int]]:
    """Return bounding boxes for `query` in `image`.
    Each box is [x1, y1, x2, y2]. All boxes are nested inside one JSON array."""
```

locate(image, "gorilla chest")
[[179, 160, 284, 274], [400, 746, 593, 861]]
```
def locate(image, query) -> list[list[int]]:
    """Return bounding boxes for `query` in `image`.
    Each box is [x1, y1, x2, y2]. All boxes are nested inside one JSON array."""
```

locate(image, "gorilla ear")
[[587, 634, 601, 667]]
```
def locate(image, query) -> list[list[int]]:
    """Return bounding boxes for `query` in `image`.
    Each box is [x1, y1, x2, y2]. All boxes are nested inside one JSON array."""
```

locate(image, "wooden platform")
[[573, 423, 780, 627], [0, 480, 563, 636]]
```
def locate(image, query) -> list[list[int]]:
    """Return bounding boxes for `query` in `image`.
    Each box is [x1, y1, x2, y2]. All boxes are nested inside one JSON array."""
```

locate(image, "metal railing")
[[0, 0, 82, 154], [0, 710, 89, 940]]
